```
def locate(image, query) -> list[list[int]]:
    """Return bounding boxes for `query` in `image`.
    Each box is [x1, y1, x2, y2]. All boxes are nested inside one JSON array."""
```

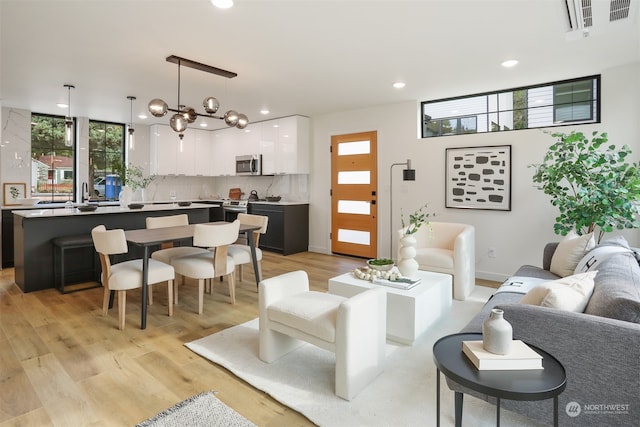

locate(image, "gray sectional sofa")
[[447, 236, 640, 426]]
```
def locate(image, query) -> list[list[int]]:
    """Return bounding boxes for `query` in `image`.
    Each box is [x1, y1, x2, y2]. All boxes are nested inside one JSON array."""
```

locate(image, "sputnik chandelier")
[[148, 55, 248, 140]]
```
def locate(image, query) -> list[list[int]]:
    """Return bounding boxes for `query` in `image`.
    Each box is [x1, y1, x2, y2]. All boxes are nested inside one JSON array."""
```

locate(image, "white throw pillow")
[[550, 231, 596, 277], [519, 271, 597, 312]]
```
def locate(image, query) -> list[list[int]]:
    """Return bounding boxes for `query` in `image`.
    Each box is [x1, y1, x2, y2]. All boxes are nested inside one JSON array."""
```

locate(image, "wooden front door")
[[330, 131, 378, 258]]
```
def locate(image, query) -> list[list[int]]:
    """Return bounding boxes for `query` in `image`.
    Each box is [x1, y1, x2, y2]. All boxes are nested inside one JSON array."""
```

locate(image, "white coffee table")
[[328, 270, 452, 345]]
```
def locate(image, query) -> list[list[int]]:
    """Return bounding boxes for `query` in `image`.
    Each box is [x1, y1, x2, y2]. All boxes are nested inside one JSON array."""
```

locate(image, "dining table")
[[124, 221, 262, 329]]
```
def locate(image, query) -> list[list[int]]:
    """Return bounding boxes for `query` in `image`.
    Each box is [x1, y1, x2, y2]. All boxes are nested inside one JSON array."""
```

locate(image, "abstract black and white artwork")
[[445, 145, 511, 211]]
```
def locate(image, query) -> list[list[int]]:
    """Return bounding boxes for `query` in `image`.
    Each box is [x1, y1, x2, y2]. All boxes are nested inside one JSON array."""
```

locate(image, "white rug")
[[186, 286, 545, 427]]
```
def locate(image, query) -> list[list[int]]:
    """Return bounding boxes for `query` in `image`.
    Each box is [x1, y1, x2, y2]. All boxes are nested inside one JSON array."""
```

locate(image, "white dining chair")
[[146, 214, 209, 304], [170, 220, 240, 314], [227, 213, 268, 283], [91, 225, 175, 330]]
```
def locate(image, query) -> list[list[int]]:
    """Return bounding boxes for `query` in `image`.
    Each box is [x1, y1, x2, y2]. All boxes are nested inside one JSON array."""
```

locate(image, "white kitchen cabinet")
[[260, 115, 310, 175], [194, 129, 212, 176], [150, 124, 196, 176], [210, 130, 236, 176]]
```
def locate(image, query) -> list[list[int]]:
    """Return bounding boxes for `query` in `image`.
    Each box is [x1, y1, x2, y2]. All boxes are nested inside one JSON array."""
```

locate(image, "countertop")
[[11, 203, 213, 219], [3, 199, 308, 211]]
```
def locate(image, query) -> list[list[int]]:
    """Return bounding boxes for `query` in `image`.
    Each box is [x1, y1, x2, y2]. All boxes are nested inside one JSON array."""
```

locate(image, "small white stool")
[[258, 270, 387, 400]]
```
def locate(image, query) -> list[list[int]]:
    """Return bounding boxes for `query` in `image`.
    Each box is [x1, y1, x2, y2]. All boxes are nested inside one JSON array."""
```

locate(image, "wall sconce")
[[148, 55, 248, 141], [63, 84, 75, 147], [127, 96, 136, 150], [389, 159, 416, 257]]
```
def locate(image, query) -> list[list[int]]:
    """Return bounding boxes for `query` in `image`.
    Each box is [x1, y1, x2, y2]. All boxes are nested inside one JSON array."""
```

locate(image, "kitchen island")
[[12, 203, 212, 293]]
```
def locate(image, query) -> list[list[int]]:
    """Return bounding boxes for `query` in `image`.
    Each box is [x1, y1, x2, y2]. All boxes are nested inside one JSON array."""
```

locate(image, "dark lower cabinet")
[[248, 203, 308, 255], [2, 210, 14, 268]]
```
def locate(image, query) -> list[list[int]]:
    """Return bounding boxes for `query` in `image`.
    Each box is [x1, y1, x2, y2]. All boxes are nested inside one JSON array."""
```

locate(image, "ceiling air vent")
[[610, 0, 631, 22]]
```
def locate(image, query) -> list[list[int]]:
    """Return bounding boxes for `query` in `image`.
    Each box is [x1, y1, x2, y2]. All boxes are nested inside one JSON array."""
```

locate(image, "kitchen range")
[[221, 199, 248, 222]]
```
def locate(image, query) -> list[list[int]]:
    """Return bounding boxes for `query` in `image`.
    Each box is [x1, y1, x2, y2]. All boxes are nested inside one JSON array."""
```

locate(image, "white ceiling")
[[1, 0, 639, 130]]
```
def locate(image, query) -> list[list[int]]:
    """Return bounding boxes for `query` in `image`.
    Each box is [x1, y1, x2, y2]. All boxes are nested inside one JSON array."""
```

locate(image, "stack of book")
[[462, 340, 543, 370], [373, 277, 421, 290]]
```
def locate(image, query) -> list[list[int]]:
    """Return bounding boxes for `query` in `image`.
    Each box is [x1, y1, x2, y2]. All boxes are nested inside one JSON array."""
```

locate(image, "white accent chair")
[[170, 220, 240, 314], [146, 214, 209, 304], [91, 225, 175, 330], [398, 221, 475, 300], [227, 213, 268, 283], [259, 270, 387, 401]]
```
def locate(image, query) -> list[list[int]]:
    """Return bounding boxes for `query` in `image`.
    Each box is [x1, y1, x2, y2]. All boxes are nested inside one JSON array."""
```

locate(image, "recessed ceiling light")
[[273, 124, 279, 128], [393, 82, 406, 89], [199, 122, 208, 127], [138, 114, 148, 119], [57, 103, 68, 108], [260, 109, 270, 115], [501, 59, 519, 68], [211, 0, 233, 9]]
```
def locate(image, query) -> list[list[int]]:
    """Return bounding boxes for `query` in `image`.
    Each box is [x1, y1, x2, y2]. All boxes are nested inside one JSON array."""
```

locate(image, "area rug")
[[135, 391, 256, 427], [186, 286, 545, 427]]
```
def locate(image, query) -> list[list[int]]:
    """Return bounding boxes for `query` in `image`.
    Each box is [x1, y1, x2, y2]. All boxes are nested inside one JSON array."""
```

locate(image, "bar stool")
[[52, 234, 102, 294]]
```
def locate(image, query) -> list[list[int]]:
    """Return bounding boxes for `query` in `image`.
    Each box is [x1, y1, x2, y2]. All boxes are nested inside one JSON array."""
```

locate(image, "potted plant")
[[398, 203, 434, 277], [529, 130, 640, 242], [113, 162, 155, 205]]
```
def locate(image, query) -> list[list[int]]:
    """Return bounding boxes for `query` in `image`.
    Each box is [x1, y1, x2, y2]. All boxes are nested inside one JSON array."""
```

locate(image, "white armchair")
[[259, 270, 386, 401], [398, 222, 475, 300]]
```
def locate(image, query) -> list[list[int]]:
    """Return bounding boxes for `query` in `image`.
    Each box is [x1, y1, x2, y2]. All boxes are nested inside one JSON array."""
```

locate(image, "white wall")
[[309, 63, 640, 281]]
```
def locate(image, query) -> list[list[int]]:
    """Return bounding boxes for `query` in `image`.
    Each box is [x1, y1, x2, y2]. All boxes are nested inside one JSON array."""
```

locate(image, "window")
[[31, 113, 76, 203], [421, 75, 600, 138], [89, 121, 125, 200]]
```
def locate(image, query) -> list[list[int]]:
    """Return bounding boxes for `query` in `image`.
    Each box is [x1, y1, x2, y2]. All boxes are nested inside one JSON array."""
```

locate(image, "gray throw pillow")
[[584, 251, 640, 323]]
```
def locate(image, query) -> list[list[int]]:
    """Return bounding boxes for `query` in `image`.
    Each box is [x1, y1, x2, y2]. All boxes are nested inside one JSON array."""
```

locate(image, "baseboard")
[[475, 270, 510, 283]]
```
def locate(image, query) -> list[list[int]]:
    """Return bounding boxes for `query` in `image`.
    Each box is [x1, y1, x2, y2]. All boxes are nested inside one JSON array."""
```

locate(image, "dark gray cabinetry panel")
[[248, 204, 308, 255]]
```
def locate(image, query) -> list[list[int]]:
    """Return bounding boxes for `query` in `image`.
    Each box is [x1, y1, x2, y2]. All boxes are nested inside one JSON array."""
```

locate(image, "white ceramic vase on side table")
[[482, 308, 513, 355], [397, 234, 419, 278]]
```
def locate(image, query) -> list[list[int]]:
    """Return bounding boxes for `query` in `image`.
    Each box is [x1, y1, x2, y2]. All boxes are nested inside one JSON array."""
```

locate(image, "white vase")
[[482, 308, 513, 355], [119, 185, 133, 207], [397, 234, 419, 278]]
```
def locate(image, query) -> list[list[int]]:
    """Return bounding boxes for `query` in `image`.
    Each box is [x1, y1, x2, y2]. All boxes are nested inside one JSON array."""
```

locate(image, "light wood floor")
[[0, 252, 499, 426]]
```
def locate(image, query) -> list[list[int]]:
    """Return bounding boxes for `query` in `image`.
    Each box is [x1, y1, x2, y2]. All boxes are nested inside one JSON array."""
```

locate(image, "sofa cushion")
[[519, 271, 597, 312], [550, 231, 595, 277], [574, 235, 632, 274], [584, 252, 640, 323]]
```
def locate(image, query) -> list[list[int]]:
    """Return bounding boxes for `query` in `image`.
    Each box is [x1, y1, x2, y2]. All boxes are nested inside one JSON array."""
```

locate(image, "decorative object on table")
[[462, 340, 543, 370], [373, 275, 422, 290], [178, 201, 192, 207], [389, 158, 416, 256], [128, 203, 144, 210], [17, 198, 41, 206], [529, 130, 640, 243], [353, 265, 401, 282], [113, 161, 155, 206], [77, 205, 98, 212], [147, 55, 249, 141], [265, 195, 281, 202], [3, 182, 26, 206], [445, 145, 511, 211], [482, 308, 513, 355], [397, 203, 434, 278], [367, 258, 395, 271]]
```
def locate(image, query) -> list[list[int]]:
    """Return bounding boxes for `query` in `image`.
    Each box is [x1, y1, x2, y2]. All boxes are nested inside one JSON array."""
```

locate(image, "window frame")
[[421, 75, 601, 138], [88, 120, 125, 201]]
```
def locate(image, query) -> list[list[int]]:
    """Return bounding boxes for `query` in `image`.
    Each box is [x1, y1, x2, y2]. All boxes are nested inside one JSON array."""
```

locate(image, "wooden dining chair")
[[227, 213, 268, 283], [91, 225, 175, 330], [170, 220, 240, 314], [146, 214, 209, 304]]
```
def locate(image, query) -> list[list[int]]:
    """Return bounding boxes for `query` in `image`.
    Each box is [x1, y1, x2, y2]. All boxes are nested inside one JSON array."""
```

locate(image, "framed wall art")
[[3, 182, 26, 206], [445, 145, 511, 211]]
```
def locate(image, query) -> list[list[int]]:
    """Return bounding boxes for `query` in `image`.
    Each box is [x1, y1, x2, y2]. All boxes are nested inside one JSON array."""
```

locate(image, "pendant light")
[[148, 55, 248, 140], [127, 96, 136, 149], [63, 84, 75, 147]]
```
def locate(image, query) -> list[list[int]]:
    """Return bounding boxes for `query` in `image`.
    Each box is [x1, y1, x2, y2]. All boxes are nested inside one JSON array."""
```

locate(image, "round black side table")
[[433, 332, 566, 427]]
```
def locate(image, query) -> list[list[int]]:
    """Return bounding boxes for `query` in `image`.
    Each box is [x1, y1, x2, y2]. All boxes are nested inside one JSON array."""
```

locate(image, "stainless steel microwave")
[[235, 154, 262, 176]]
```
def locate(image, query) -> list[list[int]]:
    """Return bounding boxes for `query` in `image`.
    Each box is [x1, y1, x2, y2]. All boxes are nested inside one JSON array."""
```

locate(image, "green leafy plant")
[[112, 162, 155, 191], [529, 130, 640, 242], [401, 203, 434, 235]]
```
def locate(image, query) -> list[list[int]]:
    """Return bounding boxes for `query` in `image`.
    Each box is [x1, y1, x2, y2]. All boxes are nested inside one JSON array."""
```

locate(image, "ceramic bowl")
[[77, 205, 98, 212], [17, 198, 41, 206], [178, 201, 192, 206], [266, 196, 281, 202], [367, 259, 394, 271], [128, 203, 144, 209]]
